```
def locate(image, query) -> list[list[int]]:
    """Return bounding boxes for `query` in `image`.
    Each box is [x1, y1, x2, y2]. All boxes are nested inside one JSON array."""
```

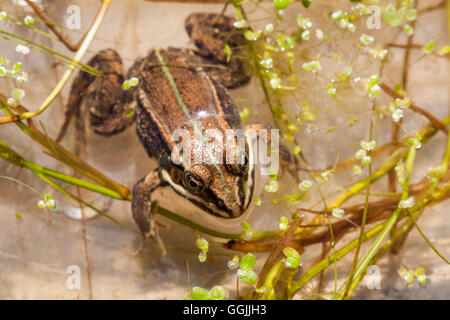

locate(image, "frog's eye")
[[226, 152, 248, 176], [184, 172, 206, 194]]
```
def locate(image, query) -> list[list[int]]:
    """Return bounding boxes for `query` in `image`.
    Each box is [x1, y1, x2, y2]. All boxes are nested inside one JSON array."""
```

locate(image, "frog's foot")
[[132, 170, 168, 256], [133, 217, 167, 256], [185, 13, 251, 89]]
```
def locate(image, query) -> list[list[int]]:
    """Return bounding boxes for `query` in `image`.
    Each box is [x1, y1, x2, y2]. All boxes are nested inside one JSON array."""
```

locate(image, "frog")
[[58, 13, 289, 255]]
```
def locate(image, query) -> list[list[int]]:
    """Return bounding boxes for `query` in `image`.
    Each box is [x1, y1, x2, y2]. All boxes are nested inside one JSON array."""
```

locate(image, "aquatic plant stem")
[[326, 147, 407, 211], [0, 139, 126, 200], [380, 83, 448, 135], [289, 221, 386, 298], [400, 129, 450, 265], [24, 0, 86, 52], [447, 0, 450, 40], [0, 98, 131, 199], [288, 175, 450, 299], [342, 105, 375, 299], [406, 209, 449, 264], [36, 171, 137, 233], [342, 181, 450, 297], [233, 5, 283, 133], [338, 146, 417, 299], [2, 0, 111, 124], [257, 260, 283, 300], [0, 30, 101, 76]]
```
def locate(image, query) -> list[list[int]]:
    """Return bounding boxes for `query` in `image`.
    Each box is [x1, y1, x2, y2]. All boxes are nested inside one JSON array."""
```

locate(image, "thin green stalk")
[[15, 0, 111, 121], [406, 209, 449, 264], [326, 147, 407, 210], [400, 128, 450, 265], [5, 14, 58, 41], [0, 30, 101, 76], [338, 181, 450, 296], [0, 99, 131, 199], [257, 259, 283, 300], [323, 116, 450, 173], [338, 146, 417, 299], [401, 130, 450, 264], [342, 110, 375, 299], [288, 178, 450, 299], [288, 221, 387, 298], [35, 165, 125, 200], [0, 139, 125, 200], [35, 171, 137, 233], [316, 116, 449, 215], [441, 126, 450, 172], [447, 0, 450, 40], [233, 5, 283, 133], [351, 214, 419, 288]]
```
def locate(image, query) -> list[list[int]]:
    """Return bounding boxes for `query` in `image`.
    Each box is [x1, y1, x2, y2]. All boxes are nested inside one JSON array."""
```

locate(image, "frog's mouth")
[[161, 169, 231, 218], [160, 134, 256, 219]]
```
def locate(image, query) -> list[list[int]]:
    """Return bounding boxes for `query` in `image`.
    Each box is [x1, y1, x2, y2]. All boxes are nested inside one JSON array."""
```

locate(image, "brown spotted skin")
[[136, 48, 250, 217], [136, 49, 242, 163]]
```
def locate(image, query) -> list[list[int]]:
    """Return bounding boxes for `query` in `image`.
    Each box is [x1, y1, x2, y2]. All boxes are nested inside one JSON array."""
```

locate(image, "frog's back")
[[136, 49, 241, 163]]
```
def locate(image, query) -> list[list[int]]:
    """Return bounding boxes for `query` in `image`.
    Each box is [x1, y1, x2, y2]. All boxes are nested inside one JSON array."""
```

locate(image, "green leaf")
[[11, 88, 25, 100], [125, 109, 134, 118], [191, 287, 211, 300], [284, 256, 300, 269], [13, 62, 22, 72], [274, 0, 290, 10], [196, 237, 209, 252], [210, 286, 227, 300], [122, 80, 131, 90], [241, 221, 251, 233], [224, 44, 231, 63], [238, 269, 258, 285], [283, 247, 300, 259], [182, 293, 191, 300], [301, 0, 311, 8], [240, 253, 256, 270]]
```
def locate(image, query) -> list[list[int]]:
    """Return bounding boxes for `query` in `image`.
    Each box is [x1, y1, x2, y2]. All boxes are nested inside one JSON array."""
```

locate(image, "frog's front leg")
[[132, 169, 168, 256]]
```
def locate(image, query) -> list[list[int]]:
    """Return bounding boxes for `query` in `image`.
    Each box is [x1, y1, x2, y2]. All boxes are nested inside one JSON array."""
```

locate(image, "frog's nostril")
[[217, 199, 225, 208]]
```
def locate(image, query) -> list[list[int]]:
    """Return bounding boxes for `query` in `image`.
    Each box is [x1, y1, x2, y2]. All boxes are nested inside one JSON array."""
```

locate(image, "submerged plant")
[[0, 0, 449, 300]]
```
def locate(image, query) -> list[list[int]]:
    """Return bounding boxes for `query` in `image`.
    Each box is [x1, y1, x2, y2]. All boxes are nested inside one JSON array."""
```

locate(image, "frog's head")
[[161, 138, 255, 218]]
